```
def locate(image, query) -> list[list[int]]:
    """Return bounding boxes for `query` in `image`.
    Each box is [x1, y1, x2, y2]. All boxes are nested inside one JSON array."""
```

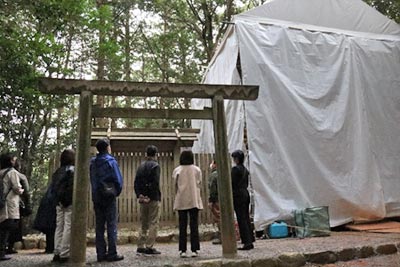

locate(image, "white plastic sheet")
[[237, 21, 400, 229], [192, 27, 245, 154], [193, 0, 400, 229]]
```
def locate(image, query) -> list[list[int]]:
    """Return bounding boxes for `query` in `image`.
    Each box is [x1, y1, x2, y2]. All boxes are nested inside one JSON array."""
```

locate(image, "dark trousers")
[[45, 231, 55, 253], [178, 208, 200, 252], [0, 219, 18, 258], [7, 219, 22, 250], [234, 196, 253, 245], [94, 198, 118, 258]]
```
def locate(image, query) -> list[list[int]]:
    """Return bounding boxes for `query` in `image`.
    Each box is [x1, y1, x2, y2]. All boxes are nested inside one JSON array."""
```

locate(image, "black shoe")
[[59, 257, 69, 263], [6, 248, 17, 254], [238, 243, 254, 250], [107, 254, 124, 262], [136, 248, 147, 254], [52, 255, 61, 262], [0, 255, 11, 261], [145, 248, 161, 255], [97, 255, 107, 262]]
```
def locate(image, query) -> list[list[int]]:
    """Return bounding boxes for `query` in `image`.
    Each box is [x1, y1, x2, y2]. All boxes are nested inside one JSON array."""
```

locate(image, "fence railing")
[[87, 152, 215, 229]]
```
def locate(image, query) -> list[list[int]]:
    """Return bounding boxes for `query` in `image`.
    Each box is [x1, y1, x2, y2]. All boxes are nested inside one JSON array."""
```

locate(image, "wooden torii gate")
[[38, 78, 259, 265]]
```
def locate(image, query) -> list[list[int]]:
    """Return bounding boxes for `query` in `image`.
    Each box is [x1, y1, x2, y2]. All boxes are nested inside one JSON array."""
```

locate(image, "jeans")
[[93, 198, 118, 259], [178, 208, 200, 252]]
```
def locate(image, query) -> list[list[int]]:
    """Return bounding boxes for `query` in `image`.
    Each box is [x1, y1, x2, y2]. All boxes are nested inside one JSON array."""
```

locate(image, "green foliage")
[[364, 0, 400, 23], [0, 0, 399, 229]]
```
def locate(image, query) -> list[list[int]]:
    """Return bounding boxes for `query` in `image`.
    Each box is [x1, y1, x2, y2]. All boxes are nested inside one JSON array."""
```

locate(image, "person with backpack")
[[134, 145, 162, 255], [90, 138, 124, 262], [52, 149, 75, 263], [0, 152, 24, 261]]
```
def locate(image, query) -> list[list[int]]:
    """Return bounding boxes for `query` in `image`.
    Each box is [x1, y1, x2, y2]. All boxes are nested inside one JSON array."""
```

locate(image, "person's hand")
[[138, 194, 150, 204], [17, 188, 24, 194]]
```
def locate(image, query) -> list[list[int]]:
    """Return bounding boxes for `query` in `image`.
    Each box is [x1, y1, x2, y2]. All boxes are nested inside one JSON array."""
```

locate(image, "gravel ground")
[[2, 231, 400, 267]]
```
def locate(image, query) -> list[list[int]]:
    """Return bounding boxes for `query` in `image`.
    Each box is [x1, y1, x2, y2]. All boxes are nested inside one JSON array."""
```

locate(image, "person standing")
[[33, 177, 57, 254], [134, 145, 161, 255], [231, 150, 254, 250], [90, 138, 124, 262], [208, 160, 221, 245], [0, 152, 24, 261], [52, 149, 75, 263], [172, 150, 203, 258], [6, 159, 32, 254]]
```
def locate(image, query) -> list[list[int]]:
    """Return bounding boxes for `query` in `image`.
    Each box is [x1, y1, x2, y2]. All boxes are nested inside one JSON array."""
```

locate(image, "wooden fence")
[[87, 153, 215, 229]]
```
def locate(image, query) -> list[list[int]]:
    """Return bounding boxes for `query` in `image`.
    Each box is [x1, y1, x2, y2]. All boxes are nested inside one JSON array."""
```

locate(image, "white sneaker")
[[180, 252, 187, 258], [191, 251, 198, 258]]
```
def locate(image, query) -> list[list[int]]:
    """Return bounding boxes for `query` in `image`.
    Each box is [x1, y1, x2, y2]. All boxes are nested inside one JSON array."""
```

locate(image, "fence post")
[[212, 95, 237, 258]]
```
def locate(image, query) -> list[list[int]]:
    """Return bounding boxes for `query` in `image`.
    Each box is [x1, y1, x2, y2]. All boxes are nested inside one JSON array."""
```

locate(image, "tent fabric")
[[237, 0, 400, 36], [192, 0, 400, 229], [192, 27, 245, 154]]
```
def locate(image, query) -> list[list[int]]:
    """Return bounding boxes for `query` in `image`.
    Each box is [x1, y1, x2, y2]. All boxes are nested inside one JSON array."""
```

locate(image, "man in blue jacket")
[[90, 138, 124, 262]]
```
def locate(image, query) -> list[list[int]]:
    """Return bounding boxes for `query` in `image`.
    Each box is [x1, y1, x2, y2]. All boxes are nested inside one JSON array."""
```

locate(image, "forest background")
[[0, 0, 399, 214]]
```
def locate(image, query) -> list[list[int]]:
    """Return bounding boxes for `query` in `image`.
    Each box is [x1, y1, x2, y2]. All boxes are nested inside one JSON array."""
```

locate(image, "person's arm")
[[19, 173, 32, 211], [110, 160, 123, 196], [153, 164, 160, 187], [9, 170, 23, 195], [134, 170, 142, 198], [231, 166, 241, 191], [197, 167, 202, 186], [209, 172, 218, 203]]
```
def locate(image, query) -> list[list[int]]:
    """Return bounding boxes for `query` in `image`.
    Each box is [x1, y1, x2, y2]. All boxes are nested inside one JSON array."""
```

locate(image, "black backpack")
[[0, 168, 12, 210], [54, 166, 74, 207]]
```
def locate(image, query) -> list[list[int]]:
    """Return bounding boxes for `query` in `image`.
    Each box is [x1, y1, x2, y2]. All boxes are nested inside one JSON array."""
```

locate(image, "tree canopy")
[[0, 0, 399, 210]]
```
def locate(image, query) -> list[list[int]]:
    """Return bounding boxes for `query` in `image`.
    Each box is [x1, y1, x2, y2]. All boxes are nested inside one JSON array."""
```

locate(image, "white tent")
[[192, 0, 400, 230]]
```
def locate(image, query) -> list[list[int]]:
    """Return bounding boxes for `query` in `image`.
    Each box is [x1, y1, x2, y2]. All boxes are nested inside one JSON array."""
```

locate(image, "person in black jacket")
[[231, 150, 254, 250], [134, 145, 161, 255], [52, 149, 75, 263]]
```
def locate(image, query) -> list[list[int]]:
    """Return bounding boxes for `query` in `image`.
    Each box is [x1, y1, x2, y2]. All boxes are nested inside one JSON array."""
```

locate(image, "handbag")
[[99, 181, 117, 198], [19, 200, 32, 217]]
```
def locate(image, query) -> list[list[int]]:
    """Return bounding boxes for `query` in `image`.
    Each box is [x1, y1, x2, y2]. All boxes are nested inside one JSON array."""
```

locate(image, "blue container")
[[268, 222, 289, 238]]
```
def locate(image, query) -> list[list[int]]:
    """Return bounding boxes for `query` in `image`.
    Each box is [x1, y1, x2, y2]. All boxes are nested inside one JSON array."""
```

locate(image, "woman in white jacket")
[[172, 150, 203, 258], [0, 152, 23, 261]]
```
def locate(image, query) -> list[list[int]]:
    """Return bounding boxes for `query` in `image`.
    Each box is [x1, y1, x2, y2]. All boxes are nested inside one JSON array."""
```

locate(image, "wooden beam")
[[212, 95, 237, 258], [92, 107, 213, 120], [70, 91, 93, 266], [38, 78, 259, 100]]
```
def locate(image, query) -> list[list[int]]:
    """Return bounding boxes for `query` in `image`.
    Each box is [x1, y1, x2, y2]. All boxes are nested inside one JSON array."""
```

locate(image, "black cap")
[[96, 138, 110, 153]]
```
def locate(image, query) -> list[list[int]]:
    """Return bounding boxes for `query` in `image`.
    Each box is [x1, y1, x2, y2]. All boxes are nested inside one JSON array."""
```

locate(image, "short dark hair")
[[231, 149, 245, 164], [0, 152, 16, 169], [180, 150, 194, 165], [146, 145, 158, 157], [96, 138, 110, 153], [60, 149, 75, 166]]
